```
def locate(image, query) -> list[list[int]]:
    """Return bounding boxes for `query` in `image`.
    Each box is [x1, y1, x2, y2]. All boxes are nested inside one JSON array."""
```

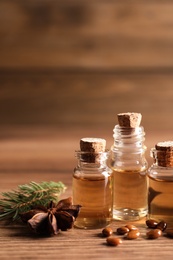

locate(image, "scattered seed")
[[146, 229, 162, 239], [117, 226, 129, 235], [146, 219, 158, 229], [103, 219, 168, 247], [106, 237, 122, 246], [126, 230, 140, 240], [125, 224, 138, 231], [102, 227, 113, 237], [156, 221, 167, 231]]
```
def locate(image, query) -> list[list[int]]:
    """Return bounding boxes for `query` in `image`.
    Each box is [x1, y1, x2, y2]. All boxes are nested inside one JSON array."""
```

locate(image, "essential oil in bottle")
[[73, 137, 113, 229], [148, 141, 173, 227], [109, 112, 148, 221]]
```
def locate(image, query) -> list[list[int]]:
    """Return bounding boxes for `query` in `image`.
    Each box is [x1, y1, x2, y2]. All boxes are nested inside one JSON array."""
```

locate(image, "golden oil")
[[113, 169, 148, 220], [73, 174, 113, 229], [148, 171, 173, 227], [148, 141, 173, 227], [73, 138, 113, 229]]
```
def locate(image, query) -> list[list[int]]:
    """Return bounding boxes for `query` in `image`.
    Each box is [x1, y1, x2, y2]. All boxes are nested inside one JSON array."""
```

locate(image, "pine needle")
[[0, 181, 66, 221]]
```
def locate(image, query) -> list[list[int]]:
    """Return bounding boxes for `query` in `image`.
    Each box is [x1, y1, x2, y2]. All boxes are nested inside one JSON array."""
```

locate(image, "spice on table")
[[126, 230, 140, 240], [146, 229, 162, 239], [146, 219, 159, 229], [106, 237, 122, 246], [0, 181, 66, 221], [116, 226, 129, 235], [157, 221, 167, 231], [20, 197, 81, 236], [102, 227, 113, 237], [125, 224, 138, 231], [102, 220, 169, 248]]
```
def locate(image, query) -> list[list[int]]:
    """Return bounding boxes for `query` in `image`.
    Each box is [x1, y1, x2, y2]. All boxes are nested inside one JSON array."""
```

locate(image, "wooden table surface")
[[0, 128, 173, 260]]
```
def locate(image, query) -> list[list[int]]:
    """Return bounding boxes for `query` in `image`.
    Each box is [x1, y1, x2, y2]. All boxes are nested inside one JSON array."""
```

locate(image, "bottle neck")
[[112, 125, 146, 154], [110, 125, 147, 169], [75, 151, 109, 169]]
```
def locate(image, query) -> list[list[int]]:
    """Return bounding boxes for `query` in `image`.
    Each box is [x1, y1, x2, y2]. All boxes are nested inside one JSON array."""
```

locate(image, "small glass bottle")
[[73, 137, 113, 229], [148, 141, 173, 227], [109, 112, 148, 221]]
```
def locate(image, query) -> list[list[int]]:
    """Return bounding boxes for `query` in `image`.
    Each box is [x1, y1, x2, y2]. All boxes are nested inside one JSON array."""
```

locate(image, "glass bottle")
[[148, 141, 173, 227], [109, 113, 148, 221], [73, 138, 113, 229]]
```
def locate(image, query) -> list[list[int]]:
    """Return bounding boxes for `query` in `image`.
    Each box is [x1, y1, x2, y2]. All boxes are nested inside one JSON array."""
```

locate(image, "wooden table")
[[0, 129, 172, 260]]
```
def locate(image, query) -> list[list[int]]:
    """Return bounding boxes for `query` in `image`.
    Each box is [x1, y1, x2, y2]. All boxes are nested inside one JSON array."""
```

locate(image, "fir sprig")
[[0, 181, 66, 221]]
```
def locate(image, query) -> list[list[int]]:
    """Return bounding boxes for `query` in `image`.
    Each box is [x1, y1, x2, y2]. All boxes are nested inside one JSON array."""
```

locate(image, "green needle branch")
[[0, 181, 66, 221]]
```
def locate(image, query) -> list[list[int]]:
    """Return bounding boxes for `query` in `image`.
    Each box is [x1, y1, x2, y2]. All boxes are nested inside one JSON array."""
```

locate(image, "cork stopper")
[[80, 137, 106, 163], [117, 112, 142, 128], [154, 141, 173, 167], [80, 138, 106, 152], [155, 141, 173, 151]]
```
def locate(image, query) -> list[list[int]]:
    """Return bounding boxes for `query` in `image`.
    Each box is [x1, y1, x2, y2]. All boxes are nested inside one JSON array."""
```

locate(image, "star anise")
[[19, 197, 81, 236]]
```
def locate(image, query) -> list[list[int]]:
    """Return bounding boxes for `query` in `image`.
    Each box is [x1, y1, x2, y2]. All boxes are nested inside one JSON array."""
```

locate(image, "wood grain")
[[1, 1, 173, 68], [0, 70, 173, 133]]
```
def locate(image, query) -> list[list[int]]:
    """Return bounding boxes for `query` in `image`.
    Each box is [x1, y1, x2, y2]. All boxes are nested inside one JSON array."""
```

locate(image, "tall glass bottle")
[[109, 112, 148, 221], [148, 141, 173, 227], [73, 138, 113, 229]]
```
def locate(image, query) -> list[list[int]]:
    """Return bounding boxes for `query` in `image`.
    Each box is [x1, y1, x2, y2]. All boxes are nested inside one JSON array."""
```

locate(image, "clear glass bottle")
[[73, 138, 113, 229], [109, 121, 148, 221], [148, 141, 173, 227]]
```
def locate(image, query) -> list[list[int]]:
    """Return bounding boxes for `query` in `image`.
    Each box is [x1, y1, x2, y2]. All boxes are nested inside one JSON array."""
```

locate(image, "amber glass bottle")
[[148, 141, 173, 227], [109, 113, 148, 221], [73, 138, 113, 229]]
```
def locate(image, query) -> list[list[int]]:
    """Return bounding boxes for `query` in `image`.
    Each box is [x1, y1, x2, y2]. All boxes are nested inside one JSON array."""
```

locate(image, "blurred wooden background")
[[0, 0, 173, 170]]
